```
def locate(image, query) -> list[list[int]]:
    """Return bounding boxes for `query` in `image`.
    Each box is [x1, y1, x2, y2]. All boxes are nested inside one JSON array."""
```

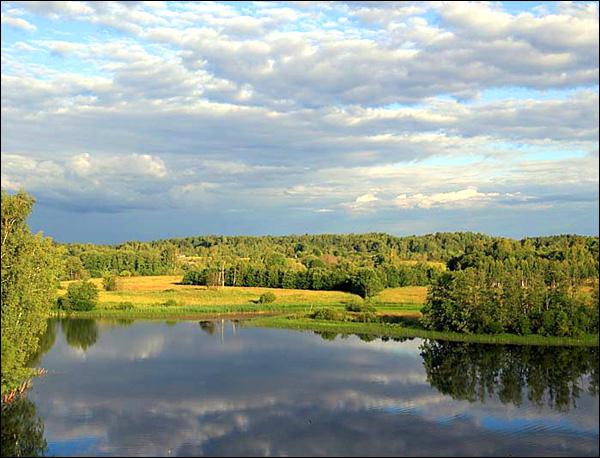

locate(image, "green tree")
[[350, 268, 384, 299], [63, 256, 88, 280], [65, 281, 99, 312], [1, 190, 61, 395]]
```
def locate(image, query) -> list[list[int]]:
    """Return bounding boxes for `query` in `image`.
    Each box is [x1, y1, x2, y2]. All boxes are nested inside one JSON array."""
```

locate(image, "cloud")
[[395, 187, 500, 209], [0, 1, 598, 239], [437, 1, 599, 52], [6, 1, 599, 106], [67, 153, 167, 178], [1, 13, 36, 31], [355, 193, 378, 204], [1, 152, 169, 213]]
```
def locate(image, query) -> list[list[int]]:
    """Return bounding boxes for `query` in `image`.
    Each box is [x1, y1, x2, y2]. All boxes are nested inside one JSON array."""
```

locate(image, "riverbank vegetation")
[[1, 191, 61, 396], [52, 274, 598, 346], [245, 315, 599, 347], [421, 241, 598, 337]]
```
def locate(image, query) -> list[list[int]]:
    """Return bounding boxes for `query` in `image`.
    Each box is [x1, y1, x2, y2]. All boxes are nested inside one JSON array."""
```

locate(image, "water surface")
[[10, 318, 600, 456]]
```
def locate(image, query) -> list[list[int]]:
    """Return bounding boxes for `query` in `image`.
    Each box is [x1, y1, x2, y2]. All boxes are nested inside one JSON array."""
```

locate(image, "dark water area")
[[5, 318, 599, 456]]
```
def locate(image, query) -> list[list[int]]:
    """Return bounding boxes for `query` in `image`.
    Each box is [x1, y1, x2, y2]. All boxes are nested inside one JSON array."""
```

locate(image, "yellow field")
[[61, 275, 358, 308], [59, 275, 427, 315], [374, 286, 428, 304]]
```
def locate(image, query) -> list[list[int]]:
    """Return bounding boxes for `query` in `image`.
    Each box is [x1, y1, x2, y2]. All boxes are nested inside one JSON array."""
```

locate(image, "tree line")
[[181, 262, 440, 298], [63, 244, 177, 279], [59, 232, 597, 291]]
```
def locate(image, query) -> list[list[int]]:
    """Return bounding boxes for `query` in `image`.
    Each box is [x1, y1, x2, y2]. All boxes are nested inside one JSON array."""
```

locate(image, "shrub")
[[182, 269, 207, 285], [163, 299, 178, 307], [258, 292, 276, 304], [345, 302, 376, 313], [65, 281, 99, 311], [115, 301, 134, 311], [102, 273, 119, 291], [119, 270, 132, 277], [311, 308, 346, 321], [56, 295, 70, 310], [353, 312, 379, 323]]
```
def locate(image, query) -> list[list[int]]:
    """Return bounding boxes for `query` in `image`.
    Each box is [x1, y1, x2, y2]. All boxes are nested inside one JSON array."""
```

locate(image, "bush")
[[182, 269, 207, 285], [65, 281, 99, 311], [345, 302, 376, 313], [102, 273, 119, 291], [258, 292, 276, 304], [311, 308, 346, 321], [119, 270, 132, 277], [353, 312, 379, 323], [56, 295, 70, 310], [115, 301, 134, 311], [163, 299, 178, 307]]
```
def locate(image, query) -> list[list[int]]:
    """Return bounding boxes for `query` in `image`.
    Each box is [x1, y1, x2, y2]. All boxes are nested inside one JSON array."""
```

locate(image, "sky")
[[1, 1, 598, 244]]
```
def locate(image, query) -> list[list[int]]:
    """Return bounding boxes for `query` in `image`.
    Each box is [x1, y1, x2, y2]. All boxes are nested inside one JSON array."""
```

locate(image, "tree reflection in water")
[[26, 319, 59, 369], [199, 321, 216, 335], [420, 340, 599, 411], [61, 318, 98, 351], [1, 396, 47, 457]]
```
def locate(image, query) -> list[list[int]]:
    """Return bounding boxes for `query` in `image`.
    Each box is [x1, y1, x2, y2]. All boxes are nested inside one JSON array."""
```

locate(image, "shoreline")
[[50, 309, 599, 347], [244, 315, 600, 347]]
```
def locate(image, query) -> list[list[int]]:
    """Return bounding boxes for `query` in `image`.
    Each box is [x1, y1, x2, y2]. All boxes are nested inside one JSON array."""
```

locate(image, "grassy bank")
[[56, 275, 598, 346], [243, 315, 600, 347]]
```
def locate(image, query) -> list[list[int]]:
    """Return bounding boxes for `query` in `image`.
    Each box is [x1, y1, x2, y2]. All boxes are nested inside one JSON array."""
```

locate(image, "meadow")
[[58, 275, 427, 317]]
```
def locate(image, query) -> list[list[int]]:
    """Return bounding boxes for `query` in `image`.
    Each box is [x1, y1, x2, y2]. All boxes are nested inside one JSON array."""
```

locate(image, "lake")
[[7, 318, 599, 456]]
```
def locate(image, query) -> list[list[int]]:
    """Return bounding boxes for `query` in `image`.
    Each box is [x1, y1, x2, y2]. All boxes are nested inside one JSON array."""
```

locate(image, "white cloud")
[[68, 153, 167, 178], [69, 153, 93, 176], [355, 193, 378, 204], [395, 187, 500, 209], [1, 12, 36, 31], [0, 1, 598, 237]]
